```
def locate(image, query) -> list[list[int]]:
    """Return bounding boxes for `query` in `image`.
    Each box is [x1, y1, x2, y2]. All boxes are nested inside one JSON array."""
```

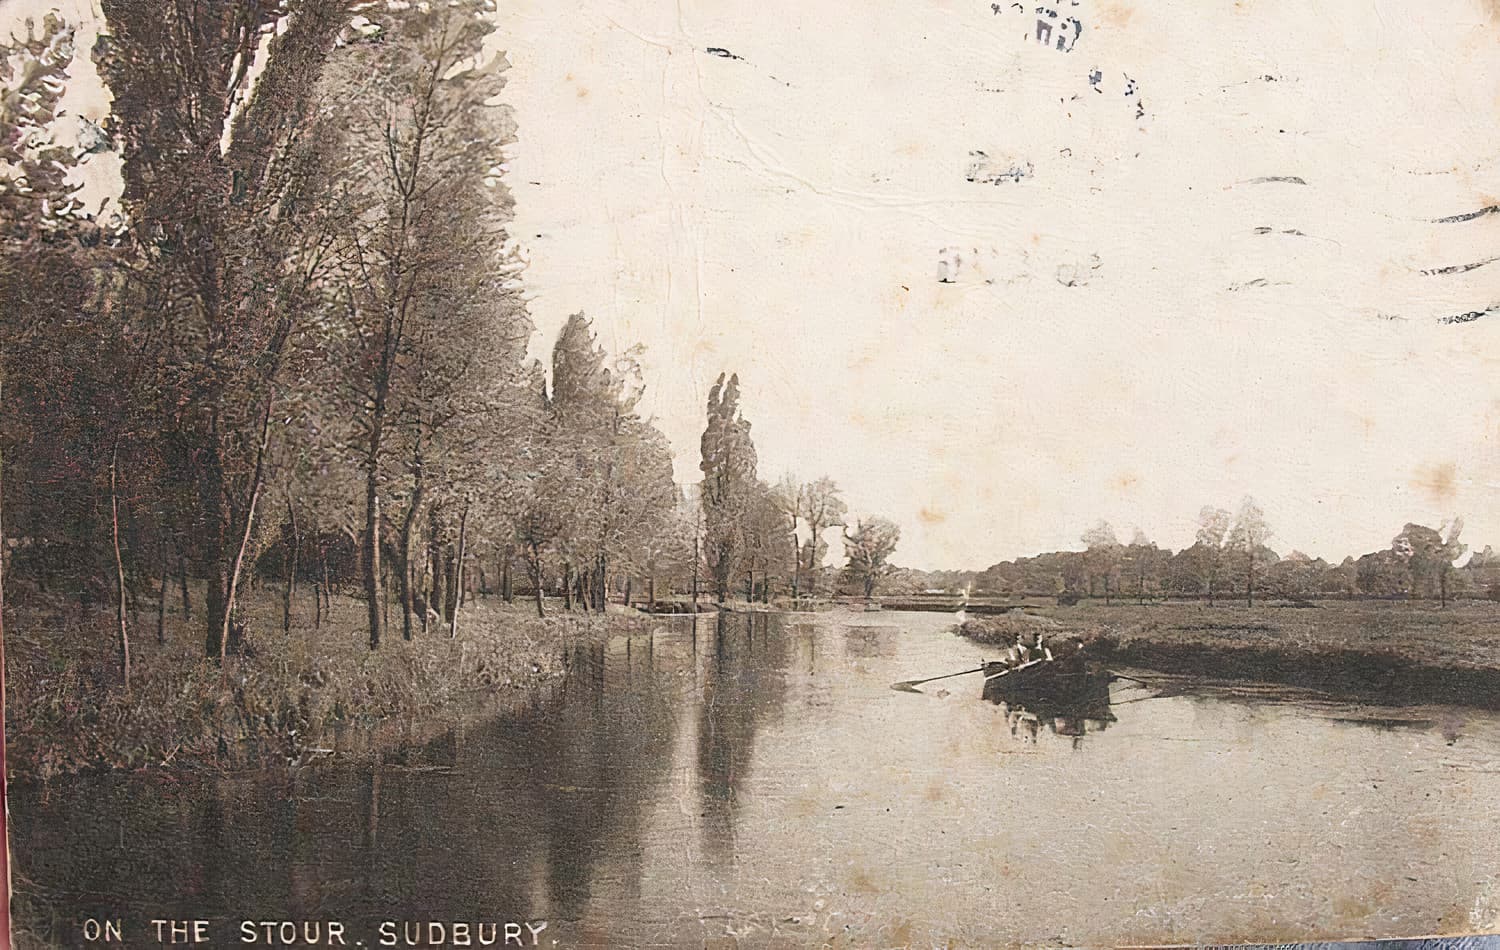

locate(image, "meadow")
[[959, 599, 1500, 706]]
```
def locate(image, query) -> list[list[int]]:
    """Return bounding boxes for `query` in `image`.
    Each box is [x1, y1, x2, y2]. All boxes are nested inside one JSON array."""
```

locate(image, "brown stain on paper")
[[1098, 3, 1136, 29], [1411, 462, 1458, 505]]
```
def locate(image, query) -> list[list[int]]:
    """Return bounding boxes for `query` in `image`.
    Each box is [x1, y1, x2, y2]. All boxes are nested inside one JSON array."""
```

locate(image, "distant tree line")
[[886, 496, 1486, 607]]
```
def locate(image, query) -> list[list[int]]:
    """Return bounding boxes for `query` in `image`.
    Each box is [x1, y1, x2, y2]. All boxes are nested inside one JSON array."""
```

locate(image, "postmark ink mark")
[[1432, 205, 1500, 224]]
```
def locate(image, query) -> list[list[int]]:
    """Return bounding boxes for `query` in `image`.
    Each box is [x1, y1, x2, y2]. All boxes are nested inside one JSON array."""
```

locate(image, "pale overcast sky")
[[9, 0, 1500, 569], [495, 0, 1500, 568]]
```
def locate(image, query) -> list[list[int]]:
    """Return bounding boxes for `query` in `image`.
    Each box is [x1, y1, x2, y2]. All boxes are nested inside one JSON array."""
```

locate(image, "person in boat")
[[1005, 629, 1041, 667], [1045, 635, 1089, 673]]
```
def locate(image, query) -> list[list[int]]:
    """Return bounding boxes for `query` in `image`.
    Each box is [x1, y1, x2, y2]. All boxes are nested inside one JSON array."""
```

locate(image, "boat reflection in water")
[[981, 660, 1117, 746]]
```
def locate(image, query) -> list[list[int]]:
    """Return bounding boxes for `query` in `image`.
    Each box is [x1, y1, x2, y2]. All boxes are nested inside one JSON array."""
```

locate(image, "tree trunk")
[[320, 542, 332, 610], [790, 522, 800, 605], [596, 555, 607, 611], [198, 430, 231, 659], [503, 551, 513, 604], [214, 397, 273, 660], [563, 562, 573, 611], [177, 549, 192, 619], [692, 533, 700, 611], [456, 506, 470, 611], [449, 501, 469, 639], [282, 494, 300, 635], [424, 510, 441, 629], [529, 543, 544, 617], [110, 442, 131, 689], [624, 576, 633, 609], [398, 456, 423, 641], [432, 545, 448, 629], [362, 466, 384, 651], [648, 575, 656, 611], [0, 368, 6, 711], [442, 551, 457, 619], [382, 558, 392, 632], [157, 539, 169, 645]]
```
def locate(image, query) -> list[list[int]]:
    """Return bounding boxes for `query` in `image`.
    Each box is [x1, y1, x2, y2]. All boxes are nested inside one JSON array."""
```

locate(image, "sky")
[[492, 0, 1500, 569], [8, 0, 1500, 570]]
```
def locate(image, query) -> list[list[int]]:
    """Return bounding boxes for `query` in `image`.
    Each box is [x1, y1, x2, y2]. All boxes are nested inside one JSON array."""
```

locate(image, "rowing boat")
[[981, 654, 1114, 716]]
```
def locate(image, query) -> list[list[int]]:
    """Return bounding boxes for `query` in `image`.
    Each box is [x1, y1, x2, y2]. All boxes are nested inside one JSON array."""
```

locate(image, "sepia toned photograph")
[[2, 0, 1500, 946]]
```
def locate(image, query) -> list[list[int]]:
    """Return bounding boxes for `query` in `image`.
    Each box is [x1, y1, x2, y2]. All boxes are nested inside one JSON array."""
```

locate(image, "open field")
[[959, 599, 1500, 707], [3, 592, 653, 782]]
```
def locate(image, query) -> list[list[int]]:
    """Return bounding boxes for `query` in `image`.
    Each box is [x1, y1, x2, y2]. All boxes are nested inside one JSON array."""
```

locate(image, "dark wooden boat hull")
[[981, 660, 1115, 722]]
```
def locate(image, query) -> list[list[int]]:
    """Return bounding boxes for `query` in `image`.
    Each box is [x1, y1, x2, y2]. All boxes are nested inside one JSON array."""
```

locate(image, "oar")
[[985, 657, 1046, 680], [890, 666, 986, 693]]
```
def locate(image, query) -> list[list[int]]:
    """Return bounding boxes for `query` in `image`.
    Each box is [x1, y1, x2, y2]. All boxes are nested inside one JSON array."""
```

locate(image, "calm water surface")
[[13, 611, 1500, 947]]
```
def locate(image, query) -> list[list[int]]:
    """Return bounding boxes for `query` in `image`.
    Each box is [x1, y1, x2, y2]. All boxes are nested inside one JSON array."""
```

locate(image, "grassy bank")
[[959, 600, 1500, 706], [3, 591, 653, 782]]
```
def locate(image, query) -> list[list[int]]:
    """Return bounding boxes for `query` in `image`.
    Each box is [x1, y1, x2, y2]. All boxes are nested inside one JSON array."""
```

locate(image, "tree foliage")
[[843, 517, 902, 600], [699, 373, 757, 602]]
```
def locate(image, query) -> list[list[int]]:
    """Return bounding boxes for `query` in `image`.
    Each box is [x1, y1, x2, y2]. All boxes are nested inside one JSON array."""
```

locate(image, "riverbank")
[[958, 600, 1500, 708], [3, 593, 656, 782]]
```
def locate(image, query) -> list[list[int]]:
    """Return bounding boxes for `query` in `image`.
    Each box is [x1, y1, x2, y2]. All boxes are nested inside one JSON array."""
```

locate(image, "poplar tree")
[[699, 374, 758, 602]]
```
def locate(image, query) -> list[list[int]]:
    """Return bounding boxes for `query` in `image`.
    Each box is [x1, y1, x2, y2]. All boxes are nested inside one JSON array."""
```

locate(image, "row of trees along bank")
[[952, 498, 1478, 606], [696, 373, 903, 604], [0, 6, 904, 692]]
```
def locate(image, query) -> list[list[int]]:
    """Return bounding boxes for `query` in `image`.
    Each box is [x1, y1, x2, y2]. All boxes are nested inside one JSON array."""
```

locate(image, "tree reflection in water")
[[695, 612, 792, 868]]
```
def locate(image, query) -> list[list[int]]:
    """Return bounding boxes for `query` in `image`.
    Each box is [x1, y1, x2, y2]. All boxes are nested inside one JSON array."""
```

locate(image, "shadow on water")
[[695, 613, 791, 867], [7, 612, 798, 946], [981, 668, 1118, 747]]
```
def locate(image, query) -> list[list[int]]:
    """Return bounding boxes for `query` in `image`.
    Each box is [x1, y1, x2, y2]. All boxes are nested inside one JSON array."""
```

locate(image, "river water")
[[12, 610, 1500, 948]]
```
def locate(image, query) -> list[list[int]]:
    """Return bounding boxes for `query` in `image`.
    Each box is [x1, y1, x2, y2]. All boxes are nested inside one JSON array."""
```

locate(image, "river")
[[11, 610, 1500, 947]]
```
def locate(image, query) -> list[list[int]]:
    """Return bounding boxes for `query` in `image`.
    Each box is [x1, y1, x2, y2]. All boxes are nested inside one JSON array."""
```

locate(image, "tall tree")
[[1081, 520, 1122, 603], [742, 481, 793, 601], [1226, 496, 1274, 607], [699, 373, 758, 602], [843, 517, 901, 601], [1, 12, 125, 676], [1, 11, 77, 675], [324, 1, 514, 649], [771, 475, 804, 598], [1122, 529, 1163, 604], [1194, 505, 1232, 605], [96, 0, 354, 658], [797, 477, 847, 596], [1392, 519, 1466, 606]]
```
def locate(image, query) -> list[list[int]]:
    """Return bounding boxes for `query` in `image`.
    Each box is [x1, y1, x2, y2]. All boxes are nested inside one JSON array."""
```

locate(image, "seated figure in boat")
[[1046, 635, 1091, 673], [1004, 632, 1031, 667]]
